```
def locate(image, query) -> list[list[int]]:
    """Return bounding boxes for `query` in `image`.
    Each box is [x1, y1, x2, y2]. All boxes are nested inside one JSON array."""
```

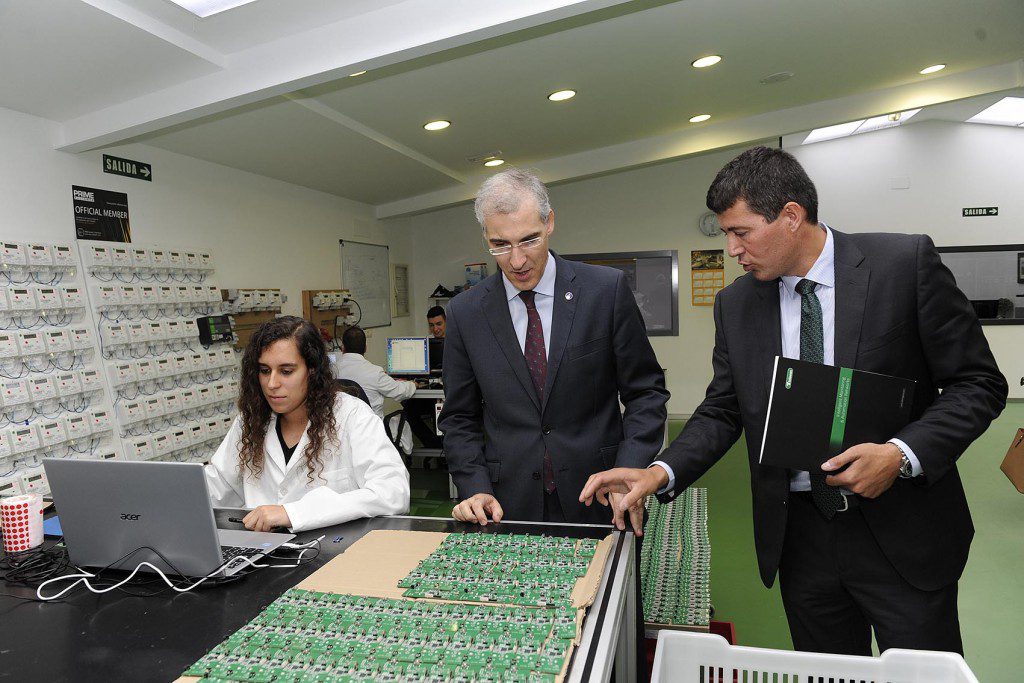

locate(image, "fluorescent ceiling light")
[[423, 120, 451, 131], [802, 109, 921, 144], [967, 97, 1024, 126], [688, 114, 711, 123], [919, 64, 946, 75], [484, 159, 505, 167], [857, 108, 921, 134], [348, 71, 367, 78], [691, 55, 722, 68], [166, 0, 258, 18], [802, 120, 863, 144], [548, 89, 576, 102]]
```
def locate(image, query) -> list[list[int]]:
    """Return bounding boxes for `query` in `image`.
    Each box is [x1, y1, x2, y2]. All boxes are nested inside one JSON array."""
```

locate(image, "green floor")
[[409, 404, 1024, 681]]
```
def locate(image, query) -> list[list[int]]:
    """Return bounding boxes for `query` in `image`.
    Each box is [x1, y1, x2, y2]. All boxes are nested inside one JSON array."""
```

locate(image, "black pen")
[[228, 516, 246, 523]]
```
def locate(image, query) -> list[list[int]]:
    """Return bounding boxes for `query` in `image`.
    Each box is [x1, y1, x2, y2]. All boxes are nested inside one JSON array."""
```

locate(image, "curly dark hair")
[[236, 316, 337, 483]]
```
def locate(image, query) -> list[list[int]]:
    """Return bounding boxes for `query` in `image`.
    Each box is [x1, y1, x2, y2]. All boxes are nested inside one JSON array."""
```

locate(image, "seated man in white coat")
[[206, 316, 409, 533], [334, 326, 417, 420]]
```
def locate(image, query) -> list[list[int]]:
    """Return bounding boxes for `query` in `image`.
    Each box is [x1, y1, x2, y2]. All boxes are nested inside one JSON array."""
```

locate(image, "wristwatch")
[[892, 442, 913, 478]]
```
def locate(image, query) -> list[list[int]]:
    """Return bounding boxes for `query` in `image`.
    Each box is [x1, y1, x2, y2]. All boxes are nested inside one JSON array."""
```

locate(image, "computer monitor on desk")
[[387, 337, 430, 376], [428, 338, 444, 372]]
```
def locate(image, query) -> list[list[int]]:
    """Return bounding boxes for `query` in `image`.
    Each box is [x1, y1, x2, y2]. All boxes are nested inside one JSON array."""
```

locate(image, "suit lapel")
[[753, 278, 783, 402], [831, 230, 869, 368], [481, 274, 541, 412], [543, 254, 577, 412]]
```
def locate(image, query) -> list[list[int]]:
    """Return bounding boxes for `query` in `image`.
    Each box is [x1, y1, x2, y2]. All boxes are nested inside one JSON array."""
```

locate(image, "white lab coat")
[[334, 352, 417, 419], [205, 392, 410, 532]]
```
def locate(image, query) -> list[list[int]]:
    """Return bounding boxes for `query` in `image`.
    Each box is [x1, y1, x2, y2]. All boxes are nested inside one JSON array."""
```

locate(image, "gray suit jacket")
[[440, 252, 669, 523], [658, 230, 1007, 590]]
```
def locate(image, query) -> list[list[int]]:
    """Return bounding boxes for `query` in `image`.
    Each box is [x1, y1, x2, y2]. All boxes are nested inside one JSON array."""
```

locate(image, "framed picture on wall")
[[562, 250, 678, 336]]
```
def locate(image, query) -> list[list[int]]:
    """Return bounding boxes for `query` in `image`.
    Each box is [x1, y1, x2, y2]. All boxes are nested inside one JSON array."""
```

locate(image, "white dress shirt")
[[205, 392, 410, 532], [501, 250, 556, 358], [654, 224, 921, 492], [334, 352, 417, 419]]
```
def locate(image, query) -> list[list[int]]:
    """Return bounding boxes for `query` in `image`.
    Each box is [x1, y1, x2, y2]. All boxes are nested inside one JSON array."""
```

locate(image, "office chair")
[[384, 408, 413, 465], [333, 379, 370, 406]]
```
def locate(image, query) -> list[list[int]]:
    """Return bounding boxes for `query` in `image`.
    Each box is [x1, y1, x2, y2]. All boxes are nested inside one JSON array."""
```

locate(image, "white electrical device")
[[28, 376, 57, 402], [61, 286, 85, 308], [55, 372, 82, 396], [36, 287, 62, 309], [100, 323, 127, 348], [0, 333, 18, 359], [119, 285, 141, 305], [131, 247, 151, 268], [110, 246, 132, 269], [150, 250, 168, 269], [38, 420, 68, 448], [64, 414, 92, 440], [9, 424, 41, 453], [115, 401, 145, 425], [1, 241, 28, 267], [134, 360, 156, 382], [79, 368, 104, 392], [127, 437, 154, 461], [108, 362, 137, 387], [44, 329, 72, 354], [84, 244, 112, 268], [70, 327, 93, 350], [18, 332, 46, 356], [9, 288, 38, 311], [90, 409, 113, 431], [2, 379, 30, 406], [20, 467, 49, 495], [53, 244, 76, 267], [91, 284, 121, 307], [26, 243, 53, 267], [142, 396, 165, 419]]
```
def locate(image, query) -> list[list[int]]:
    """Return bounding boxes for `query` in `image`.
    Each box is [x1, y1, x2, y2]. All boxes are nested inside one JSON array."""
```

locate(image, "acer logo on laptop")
[[120, 513, 141, 521]]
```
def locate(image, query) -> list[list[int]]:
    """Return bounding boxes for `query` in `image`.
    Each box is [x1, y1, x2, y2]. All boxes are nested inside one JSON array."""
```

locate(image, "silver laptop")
[[43, 459, 295, 578]]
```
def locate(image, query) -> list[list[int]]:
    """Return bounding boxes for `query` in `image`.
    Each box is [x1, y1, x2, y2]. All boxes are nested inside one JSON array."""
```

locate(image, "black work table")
[[0, 515, 636, 683]]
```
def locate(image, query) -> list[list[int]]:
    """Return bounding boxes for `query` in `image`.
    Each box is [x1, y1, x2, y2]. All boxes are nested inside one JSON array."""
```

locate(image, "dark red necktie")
[[520, 290, 555, 494]]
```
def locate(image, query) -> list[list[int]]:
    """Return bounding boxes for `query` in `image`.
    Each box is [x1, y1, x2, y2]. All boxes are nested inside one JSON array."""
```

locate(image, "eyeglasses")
[[486, 235, 545, 256]]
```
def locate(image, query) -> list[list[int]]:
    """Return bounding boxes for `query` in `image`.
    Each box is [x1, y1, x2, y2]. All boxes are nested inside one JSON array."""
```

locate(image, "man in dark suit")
[[581, 146, 1007, 655], [439, 168, 669, 527]]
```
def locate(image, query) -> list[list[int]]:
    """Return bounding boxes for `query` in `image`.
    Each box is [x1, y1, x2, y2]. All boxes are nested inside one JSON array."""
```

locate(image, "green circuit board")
[[398, 533, 599, 608], [183, 589, 578, 682]]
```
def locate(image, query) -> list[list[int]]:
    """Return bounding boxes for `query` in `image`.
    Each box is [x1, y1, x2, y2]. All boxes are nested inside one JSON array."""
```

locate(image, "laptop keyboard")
[[220, 545, 260, 568]]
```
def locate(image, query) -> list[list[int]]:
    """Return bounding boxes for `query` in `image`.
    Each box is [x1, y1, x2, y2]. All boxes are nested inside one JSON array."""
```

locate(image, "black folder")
[[758, 356, 916, 471]]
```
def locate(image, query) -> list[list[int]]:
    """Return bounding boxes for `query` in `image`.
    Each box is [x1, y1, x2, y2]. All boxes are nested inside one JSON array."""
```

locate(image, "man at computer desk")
[[398, 310, 447, 449], [439, 168, 669, 527]]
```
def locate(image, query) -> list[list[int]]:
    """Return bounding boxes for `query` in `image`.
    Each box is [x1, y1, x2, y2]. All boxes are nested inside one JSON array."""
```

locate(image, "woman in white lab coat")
[[206, 316, 409, 532]]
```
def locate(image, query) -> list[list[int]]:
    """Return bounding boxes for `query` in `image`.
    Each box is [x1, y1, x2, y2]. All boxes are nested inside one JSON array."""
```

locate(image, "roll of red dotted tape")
[[1, 493, 44, 553]]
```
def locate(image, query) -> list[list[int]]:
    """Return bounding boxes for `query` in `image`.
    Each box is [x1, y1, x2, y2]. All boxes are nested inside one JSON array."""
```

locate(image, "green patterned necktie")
[[795, 278, 845, 518]]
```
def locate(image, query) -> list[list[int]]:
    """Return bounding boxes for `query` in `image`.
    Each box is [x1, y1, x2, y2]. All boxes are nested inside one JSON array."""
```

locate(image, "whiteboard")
[[339, 240, 391, 329]]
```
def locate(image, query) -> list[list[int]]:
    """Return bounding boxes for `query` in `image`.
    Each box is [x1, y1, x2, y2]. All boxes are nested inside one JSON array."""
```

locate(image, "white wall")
[[393, 120, 1024, 412], [0, 105, 414, 365]]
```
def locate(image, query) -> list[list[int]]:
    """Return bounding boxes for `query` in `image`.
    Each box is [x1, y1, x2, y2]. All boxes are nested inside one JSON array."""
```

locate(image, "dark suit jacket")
[[440, 252, 669, 524], [658, 230, 1007, 591]]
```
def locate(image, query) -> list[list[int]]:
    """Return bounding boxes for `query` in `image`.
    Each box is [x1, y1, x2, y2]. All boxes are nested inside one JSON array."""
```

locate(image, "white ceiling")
[[1, 0, 1022, 214]]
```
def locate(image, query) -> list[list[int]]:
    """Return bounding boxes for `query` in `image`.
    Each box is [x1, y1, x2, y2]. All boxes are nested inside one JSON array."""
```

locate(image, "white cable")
[[35, 557, 252, 601]]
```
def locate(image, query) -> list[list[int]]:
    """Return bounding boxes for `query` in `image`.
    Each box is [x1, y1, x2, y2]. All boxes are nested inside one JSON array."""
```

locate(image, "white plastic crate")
[[651, 632, 978, 683]]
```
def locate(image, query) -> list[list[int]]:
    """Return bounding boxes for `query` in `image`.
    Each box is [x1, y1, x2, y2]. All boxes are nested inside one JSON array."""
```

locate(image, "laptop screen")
[[387, 337, 429, 375]]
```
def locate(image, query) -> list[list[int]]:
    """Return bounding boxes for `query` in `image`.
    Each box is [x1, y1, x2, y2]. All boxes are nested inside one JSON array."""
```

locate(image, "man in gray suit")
[[439, 168, 669, 526], [581, 146, 1007, 655]]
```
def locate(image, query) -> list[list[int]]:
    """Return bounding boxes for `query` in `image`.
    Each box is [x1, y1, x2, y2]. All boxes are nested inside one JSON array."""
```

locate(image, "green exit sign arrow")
[[962, 207, 998, 217], [103, 154, 152, 182]]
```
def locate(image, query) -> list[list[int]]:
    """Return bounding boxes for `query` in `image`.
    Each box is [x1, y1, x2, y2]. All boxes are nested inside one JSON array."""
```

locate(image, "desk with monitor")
[[387, 337, 447, 485]]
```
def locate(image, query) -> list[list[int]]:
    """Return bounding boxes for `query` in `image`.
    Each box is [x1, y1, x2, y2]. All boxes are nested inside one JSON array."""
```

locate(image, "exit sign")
[[962, 207, 998, 217]]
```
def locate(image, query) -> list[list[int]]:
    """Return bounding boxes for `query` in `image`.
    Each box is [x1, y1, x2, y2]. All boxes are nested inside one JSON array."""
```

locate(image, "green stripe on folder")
[[829, 367, 854, 455]]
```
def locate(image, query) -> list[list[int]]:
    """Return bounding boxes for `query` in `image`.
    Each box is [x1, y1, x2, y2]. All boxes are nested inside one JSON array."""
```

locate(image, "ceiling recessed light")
[[548, 89, 576, 102], [919, 64, 946, 75], [967, 96, 1024, 126], [423, 120, 451, 131], [166, 0, 258, 18], [689, 114, 711, 123], [348, 71, 367, 77], [691, 55, 722, 68], [484, 159, 505, 167]]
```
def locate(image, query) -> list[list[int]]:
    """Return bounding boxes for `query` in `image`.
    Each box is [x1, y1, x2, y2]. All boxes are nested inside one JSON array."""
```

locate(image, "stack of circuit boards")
[[640, 487, 710, 627], [399, 533, 598, 607], [182, 533, 603, 682]]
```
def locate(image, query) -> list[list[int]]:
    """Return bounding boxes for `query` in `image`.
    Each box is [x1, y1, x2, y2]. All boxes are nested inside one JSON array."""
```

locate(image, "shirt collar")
[[342, 353, 365, 360], [502, 250, 557, 302], [780, 223, 835, 295]]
